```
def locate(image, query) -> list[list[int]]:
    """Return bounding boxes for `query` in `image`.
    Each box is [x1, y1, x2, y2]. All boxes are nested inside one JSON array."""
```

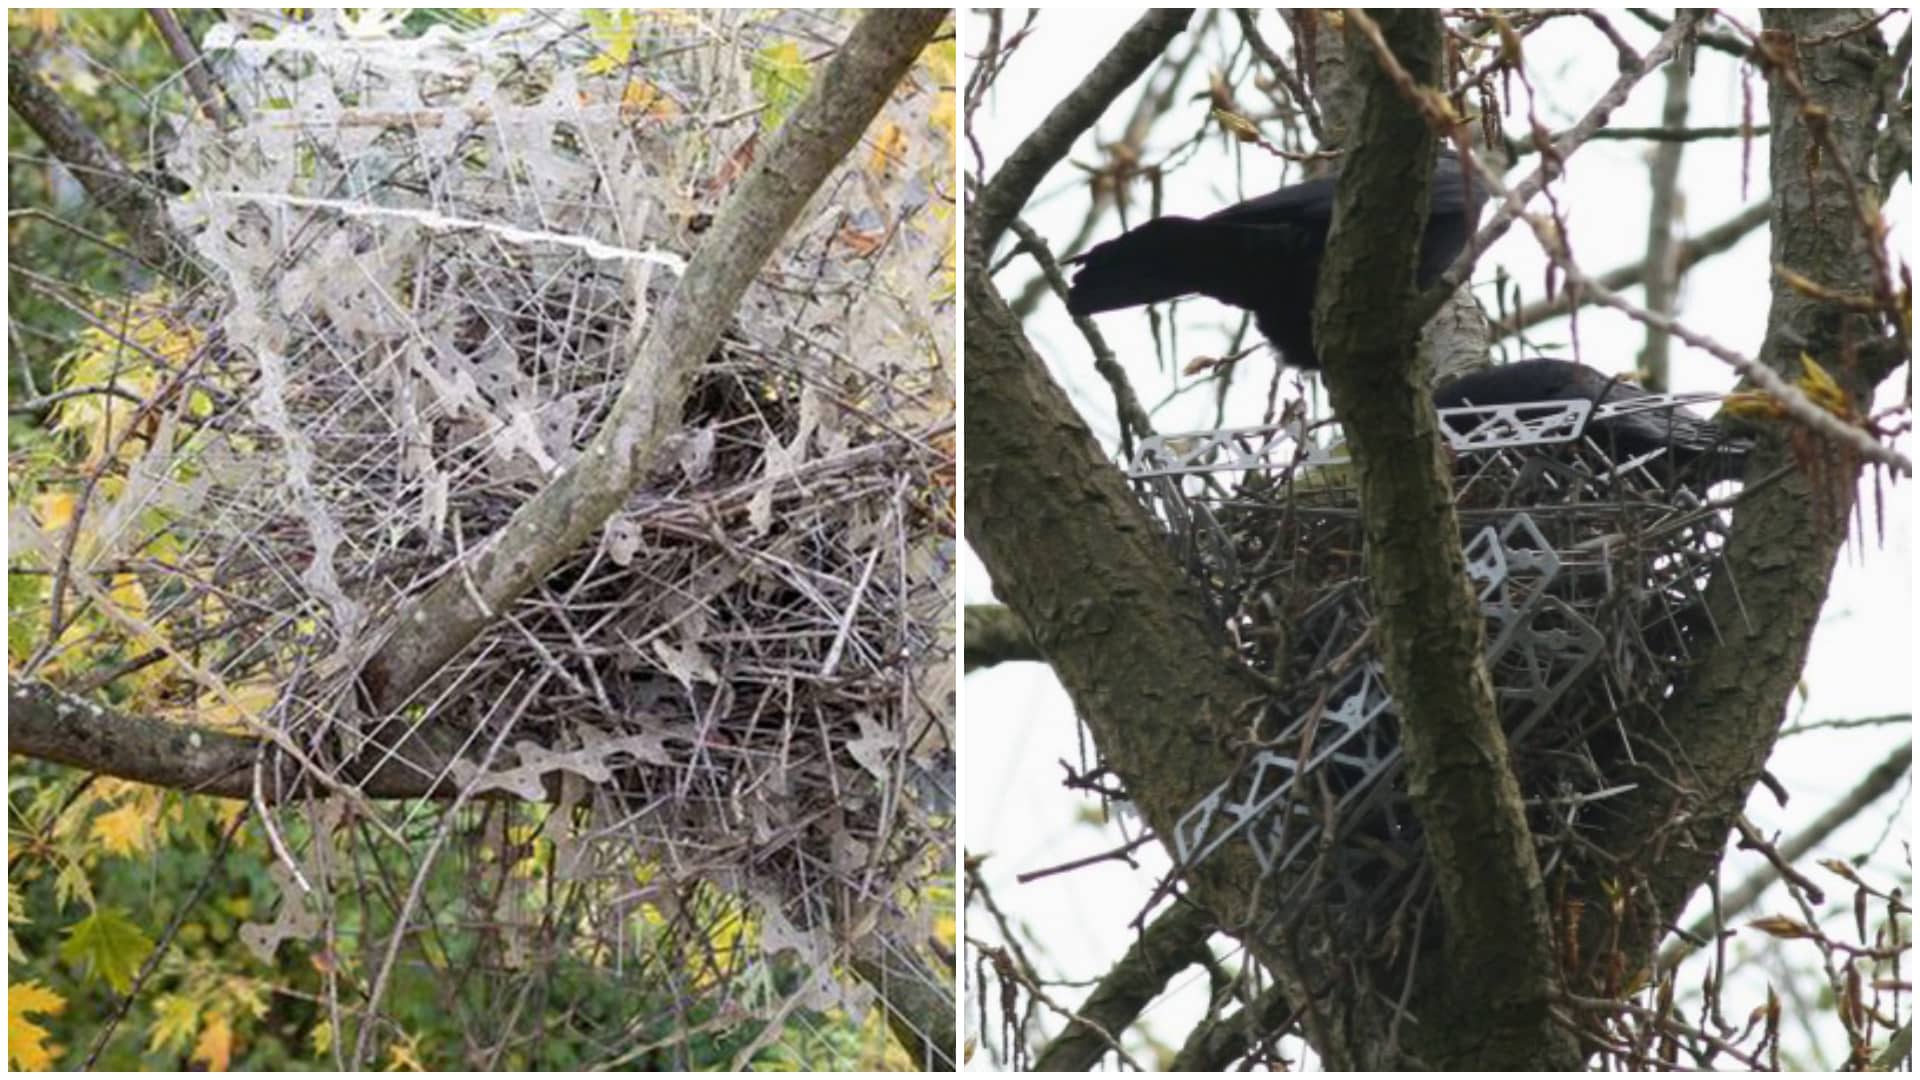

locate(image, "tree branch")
[[963, 603, 1041, 672], [7, 678, 459, 800], [1422, 11, 1703, 308], [1167, 982, 1297, 1071], [1316, 9, 1577, 1069], [970, 10, 1193, 258], [1034, 902, 1215, 1071], [1587, 2, 1900, 999], [1636, 41, 1694, 389], [1494, 201, 1772, 338], [7, 48, 190, 274], [1666, 738, 1912, 971]]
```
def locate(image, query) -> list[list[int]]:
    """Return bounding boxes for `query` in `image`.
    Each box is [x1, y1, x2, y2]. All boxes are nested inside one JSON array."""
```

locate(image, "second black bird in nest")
[[1065, 156, 1489, 370], [1432, 358, 1752, 484]]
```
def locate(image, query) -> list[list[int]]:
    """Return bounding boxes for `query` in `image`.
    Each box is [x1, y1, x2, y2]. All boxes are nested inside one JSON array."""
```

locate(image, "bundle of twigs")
[[1131, 405, 1741, 962]]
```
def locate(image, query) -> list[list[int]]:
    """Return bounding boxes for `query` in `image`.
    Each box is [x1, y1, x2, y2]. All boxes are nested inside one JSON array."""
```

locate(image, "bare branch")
[[1665, 738, 1912, 970], [1034, 903, 1216, 1070], [7, 48, 189, 273], [963, 603, 1041, 672], [970, 10, 1194, 257], [1494, 201, 1772, 337]]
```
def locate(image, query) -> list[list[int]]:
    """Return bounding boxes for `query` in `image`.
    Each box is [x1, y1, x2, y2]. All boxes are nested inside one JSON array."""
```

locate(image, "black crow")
[[1065, 157, 1488, 370], [1432, 358, 1751, 483]]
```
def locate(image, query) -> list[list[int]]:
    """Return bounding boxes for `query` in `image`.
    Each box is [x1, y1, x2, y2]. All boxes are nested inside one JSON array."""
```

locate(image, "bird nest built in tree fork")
[[1126, 389, 1749, 983], [28, 11, 954, 1057]]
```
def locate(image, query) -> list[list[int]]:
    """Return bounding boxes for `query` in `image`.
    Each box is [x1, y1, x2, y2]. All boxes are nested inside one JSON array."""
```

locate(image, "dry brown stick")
[[1662, 738, 1912, 972], [146, 9, 230, 125], [1494, 201, 1772, 338]]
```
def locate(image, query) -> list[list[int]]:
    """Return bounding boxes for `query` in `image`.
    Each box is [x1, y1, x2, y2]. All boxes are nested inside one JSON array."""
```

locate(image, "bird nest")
[[74, 10, 953, 1021], [1128, 393, 1743, 950]]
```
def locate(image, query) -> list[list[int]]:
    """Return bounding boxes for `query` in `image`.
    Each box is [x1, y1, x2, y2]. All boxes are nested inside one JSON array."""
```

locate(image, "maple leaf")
[[91, 803, 151, 858], [148, 991, 201, 1055], [58, 908, 153, 993], [8, 981, 67, 1070], [192, 1013, 233, 1071]]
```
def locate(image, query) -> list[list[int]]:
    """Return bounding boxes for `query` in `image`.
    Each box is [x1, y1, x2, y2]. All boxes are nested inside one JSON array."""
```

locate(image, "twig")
[[1475, 156, 1911, 474], [1004, 213, 1155, 454], [970, 9, 1195, 257]]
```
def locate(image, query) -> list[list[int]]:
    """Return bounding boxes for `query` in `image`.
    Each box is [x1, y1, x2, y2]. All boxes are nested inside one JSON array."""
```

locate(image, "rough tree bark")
[[1578, 5, 1898, 993], [1313, 11, 1576, 1069]]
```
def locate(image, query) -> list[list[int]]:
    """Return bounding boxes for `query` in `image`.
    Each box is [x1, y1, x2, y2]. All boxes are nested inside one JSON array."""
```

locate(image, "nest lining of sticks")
[[93, 10, 954, 1010], [1130, 412, 1741, 964]]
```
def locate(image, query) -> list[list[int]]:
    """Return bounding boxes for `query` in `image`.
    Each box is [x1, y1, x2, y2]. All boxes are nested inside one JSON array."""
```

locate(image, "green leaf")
[[8, 572, 47, 662], [148, 992, 200, 1054], [750, 40, 812, 132], [58, 907, 154, 992]]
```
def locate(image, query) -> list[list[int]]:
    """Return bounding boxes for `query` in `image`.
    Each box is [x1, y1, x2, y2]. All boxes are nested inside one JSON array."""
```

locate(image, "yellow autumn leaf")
[[193, 679, 280, 732], [31, 490, 75, 534], [310, 1019, 332, 1056], [386, 1039, 426, 1071], [1211, 107, 1262, 143], [582, 9, 635, 76], [1722, 352, 1855, 422], [868, 121, 908, 179], [148, 992, 200, 1054], [30, 617, 98, 681], [8, 10, 62, 34], [191, 1012, 232, 1071], [620, 78, 678, 120], [107, 573, 149, 624], [920, 36, 956, 144], [750, 40, 811, 131], [8, 981, 67, 1070], [929, 89, 955, 147], [92, 802, 152, 857]]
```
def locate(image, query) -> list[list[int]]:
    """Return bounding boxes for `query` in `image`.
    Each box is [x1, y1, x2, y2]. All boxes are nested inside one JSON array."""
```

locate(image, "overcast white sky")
[[961, 8, 1913, 1069]]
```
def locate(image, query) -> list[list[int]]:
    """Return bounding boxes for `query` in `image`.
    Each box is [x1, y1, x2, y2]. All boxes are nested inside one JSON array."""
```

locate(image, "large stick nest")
[[60, 10, 953, 1035], [1129, 396, 1745, 974]]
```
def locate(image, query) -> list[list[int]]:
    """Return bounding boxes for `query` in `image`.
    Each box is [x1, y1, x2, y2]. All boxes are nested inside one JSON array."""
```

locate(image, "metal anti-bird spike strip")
[[1170, 661, 1393, 871], [1166, 511, 1606, 878], [1128, 393, 1724, 479]]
